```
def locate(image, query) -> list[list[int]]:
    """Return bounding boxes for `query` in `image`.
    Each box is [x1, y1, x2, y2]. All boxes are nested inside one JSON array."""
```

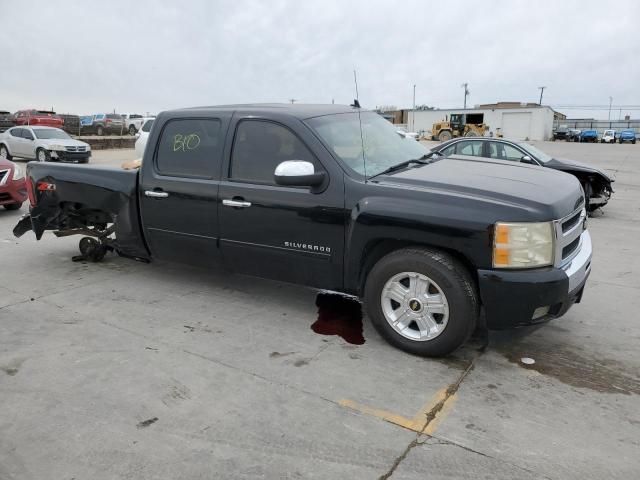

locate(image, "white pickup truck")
[[121, 114, 146, 135]]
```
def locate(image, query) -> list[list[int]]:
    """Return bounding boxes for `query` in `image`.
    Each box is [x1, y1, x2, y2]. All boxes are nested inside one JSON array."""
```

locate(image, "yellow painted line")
[[339, 387, 456, 434]]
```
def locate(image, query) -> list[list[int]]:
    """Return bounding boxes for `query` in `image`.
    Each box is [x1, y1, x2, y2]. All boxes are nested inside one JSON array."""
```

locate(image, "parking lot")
[[1, 141, 639, 479]]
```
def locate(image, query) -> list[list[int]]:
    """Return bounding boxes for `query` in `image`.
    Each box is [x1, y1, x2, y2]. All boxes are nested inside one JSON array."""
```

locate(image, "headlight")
[[49, 144, 66, 151], [493, 221, 554, 268], [12, 164, 24, 180]]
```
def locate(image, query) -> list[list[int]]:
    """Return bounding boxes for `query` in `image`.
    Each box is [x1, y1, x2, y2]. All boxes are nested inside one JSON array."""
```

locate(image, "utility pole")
[[608, 96, 613, 121], [288, 98, 297, 104], [412, 84, 416, 131], [461, 83, 469, 109], [538, 86, 546, 105]]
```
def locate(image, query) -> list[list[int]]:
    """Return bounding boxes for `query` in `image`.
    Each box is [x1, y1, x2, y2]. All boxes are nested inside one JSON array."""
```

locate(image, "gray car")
[[0, 126, 91, 163]]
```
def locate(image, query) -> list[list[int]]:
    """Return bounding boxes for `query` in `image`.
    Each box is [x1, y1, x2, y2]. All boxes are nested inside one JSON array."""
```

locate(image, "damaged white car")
[[0, 126, 91, 163]]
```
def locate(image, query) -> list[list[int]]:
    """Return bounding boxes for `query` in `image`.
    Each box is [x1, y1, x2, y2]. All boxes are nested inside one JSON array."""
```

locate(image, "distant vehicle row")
[[0, 109, 154, 136], [553, 126, 637, 144]]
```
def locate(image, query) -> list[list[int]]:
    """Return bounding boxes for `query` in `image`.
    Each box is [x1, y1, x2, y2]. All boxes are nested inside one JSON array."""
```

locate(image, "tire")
[[78, 157, 89, 164], [128, 125, 137, 135], [79, 237, 107, 262], [0, 144, 11, 160], [364, 247, 478, 357], [438, 130, 452, 142], [464, 131, 477, 137], [3, 202, 22, 210], [96, 125, 104, 136], [36, 148, 50, 162], [633, 140, 636, 144]]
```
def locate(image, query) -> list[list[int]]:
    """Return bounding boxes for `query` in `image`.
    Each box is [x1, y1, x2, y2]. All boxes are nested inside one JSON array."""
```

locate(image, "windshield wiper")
[[368, 152, 438, 180]]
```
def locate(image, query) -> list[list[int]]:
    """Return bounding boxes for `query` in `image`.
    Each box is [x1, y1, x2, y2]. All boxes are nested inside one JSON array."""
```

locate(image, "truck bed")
[[14, 162, 149, 259]]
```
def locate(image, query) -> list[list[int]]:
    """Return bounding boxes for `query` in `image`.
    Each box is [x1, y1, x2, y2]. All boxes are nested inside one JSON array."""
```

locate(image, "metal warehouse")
[[407, 102, 564, 141]]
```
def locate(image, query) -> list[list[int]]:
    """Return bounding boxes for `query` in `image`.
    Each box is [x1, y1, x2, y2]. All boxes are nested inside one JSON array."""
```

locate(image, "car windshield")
[[518, 142, 553, 163], [107, 114, 122, 119], [33, 129, 71, 140], [307, 112, 429, 177], [141, 119, 154, 132]]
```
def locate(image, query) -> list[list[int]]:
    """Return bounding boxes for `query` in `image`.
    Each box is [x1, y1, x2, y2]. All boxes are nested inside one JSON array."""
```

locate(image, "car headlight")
[[493, 222, 554, 268], [12, 164, 24, 180], [49, 144, 66, 151]]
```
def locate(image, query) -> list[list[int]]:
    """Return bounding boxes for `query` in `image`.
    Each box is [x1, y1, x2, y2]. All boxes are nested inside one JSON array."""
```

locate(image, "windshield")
[[33, 128, 71, 140], [307, 112, 429, 177], [518, 142, 553, 163], [141, 119, 154, 132]]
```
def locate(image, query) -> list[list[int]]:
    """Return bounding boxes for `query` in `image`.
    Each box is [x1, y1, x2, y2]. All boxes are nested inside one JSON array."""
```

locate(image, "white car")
[[0, 126, 91, 163], [134, 118, 154, 158], [601, 129, 616, 144], [122, 113, 146, 135], [396, 127, 420, 141]]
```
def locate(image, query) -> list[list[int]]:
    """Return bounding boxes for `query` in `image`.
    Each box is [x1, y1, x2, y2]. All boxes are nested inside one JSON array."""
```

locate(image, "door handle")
[[145, 190, 169, 198], [222, 199, 251, 208]]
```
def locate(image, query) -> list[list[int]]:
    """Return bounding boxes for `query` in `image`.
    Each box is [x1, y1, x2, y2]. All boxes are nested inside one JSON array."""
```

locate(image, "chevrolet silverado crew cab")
[[13, 104, 592, 357]]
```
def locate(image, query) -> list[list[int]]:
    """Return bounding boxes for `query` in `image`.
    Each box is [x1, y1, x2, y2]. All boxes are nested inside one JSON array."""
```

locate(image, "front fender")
[[343, 196, 493, 292]]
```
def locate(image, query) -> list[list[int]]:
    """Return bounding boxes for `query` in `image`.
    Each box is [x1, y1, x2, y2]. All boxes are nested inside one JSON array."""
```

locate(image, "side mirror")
[[396, 130, 407, 138], [521, 155, 535, 164], [274, 160, 325, 187]]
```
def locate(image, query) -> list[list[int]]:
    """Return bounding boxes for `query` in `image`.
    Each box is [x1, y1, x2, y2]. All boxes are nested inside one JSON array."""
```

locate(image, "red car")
[[14, 109, 64, 129], [0, 157, 27, 210]]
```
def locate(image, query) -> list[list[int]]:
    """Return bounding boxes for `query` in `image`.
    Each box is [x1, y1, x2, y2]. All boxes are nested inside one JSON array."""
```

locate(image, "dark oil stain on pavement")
[[136, 417, 158, 429], [501, 340, 640, 395], [311, 293, 365, 345]]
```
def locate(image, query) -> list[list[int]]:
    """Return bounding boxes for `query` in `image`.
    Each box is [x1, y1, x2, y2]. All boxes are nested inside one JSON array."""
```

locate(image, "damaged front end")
[[13, 163, 150, 262]]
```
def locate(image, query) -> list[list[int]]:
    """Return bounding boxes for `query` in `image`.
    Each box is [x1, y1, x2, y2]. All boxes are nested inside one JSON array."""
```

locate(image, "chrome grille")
[[553, 205, 586, 267], [66, 146, 77, 152], [65, 146, 86, 152]]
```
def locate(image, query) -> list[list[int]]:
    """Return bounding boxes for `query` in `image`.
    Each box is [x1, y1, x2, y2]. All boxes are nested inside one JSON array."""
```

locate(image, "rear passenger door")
[[139, 115, 231, 266], [218, 114, 346, 290]]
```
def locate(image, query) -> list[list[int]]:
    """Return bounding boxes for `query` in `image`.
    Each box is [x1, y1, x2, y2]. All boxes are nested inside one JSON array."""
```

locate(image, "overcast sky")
[[1, 0, 638, 119]]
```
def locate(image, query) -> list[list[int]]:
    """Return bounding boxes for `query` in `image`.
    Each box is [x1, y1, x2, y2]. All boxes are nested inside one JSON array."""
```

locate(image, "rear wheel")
[[3, 202, 22, 210], [464, 130, 477, 137], [438, 130, 452, 142], [0, 144, 11, 160], [128, 125, 136, 135], [97, 125, 104, 136], [79, 237, 107, 262], [36, 148, 50, 162], [364, 248, 478, 357]]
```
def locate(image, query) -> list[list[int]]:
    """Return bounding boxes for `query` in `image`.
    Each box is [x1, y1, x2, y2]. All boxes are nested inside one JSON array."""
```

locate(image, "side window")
[[155, 118, 222, 178], [489, 142, 524, 162], [230, 120, 317, 185], [141, 120, 154, 132], [10, 128, 23, 137], [22, 129, 34, 140], [455, 140, 484, 156], [439, 144, 456, 156]]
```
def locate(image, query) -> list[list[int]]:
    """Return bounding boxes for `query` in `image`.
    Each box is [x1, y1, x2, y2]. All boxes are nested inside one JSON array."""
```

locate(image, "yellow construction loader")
[[431, 113, 489, 141]]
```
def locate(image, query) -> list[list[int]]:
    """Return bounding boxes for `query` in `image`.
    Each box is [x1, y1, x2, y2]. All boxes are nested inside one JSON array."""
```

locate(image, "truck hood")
[[374, 155, 584, 220]]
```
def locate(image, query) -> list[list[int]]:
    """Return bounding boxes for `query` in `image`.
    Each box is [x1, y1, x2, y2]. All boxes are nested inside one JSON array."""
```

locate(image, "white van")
[[601, 129, 616, 143]]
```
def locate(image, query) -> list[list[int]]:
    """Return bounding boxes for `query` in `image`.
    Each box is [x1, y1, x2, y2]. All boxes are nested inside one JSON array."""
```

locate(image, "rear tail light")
[[26, 178, 37, 206]]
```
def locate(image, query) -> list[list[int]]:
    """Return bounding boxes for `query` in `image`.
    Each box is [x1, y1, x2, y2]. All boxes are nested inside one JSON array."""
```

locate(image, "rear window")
[[129, 114, 143, 119], [155, 118, 223, 178], [106, 114, 122, 119], [141, 119, 154, 132], [36, 110, 56, 115]]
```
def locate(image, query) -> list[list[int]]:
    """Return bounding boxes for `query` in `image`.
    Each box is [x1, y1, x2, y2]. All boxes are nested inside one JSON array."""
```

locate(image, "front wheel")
[[0, 144, 11, 160], [128, 125, 137, 135], [96, 126, 104, 136], [36, 148, 50, 162], [438, 130, 452, 142], [364, 248, 478, 357], [3, 202, 22, 210]]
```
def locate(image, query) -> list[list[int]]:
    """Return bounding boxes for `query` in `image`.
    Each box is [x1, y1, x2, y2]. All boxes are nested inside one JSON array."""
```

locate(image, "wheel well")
[[358, 239, 478, 296]]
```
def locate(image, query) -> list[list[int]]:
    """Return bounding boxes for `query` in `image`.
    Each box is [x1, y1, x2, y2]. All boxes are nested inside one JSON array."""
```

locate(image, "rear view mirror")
[[274, 160, 325, 187]]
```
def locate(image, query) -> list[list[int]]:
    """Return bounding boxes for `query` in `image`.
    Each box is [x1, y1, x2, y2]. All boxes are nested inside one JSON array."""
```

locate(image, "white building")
[[407, 103, 561, 141]]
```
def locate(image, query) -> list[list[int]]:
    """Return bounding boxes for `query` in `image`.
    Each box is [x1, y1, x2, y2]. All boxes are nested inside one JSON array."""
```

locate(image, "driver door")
[[218, 115, 346, 290]]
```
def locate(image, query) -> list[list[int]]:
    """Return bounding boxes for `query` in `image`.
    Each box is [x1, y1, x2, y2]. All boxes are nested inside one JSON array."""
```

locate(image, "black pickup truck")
[[13, 104, 592, 356]]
